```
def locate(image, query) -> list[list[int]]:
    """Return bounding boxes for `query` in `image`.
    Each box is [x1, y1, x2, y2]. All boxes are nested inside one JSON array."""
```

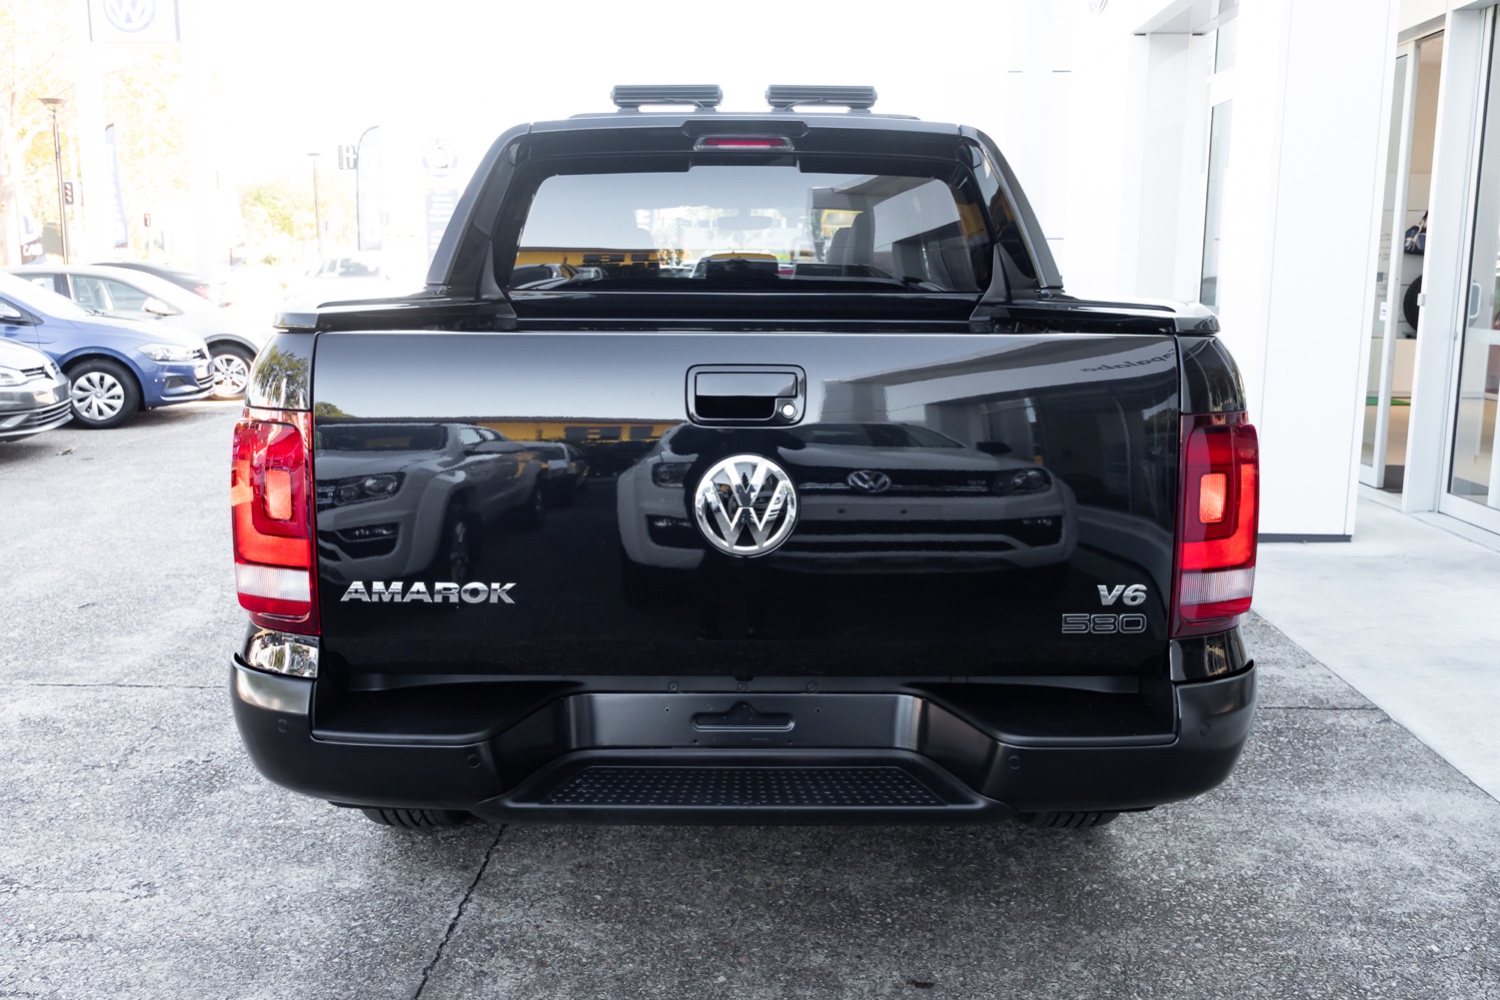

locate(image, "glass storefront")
[[1359, 33, 1443, 493], [1200, 103, 1232, 310], [1449, 21, 1500, 511], [1199, 2, 1237, 312], [1362, 53, 1410, 476]]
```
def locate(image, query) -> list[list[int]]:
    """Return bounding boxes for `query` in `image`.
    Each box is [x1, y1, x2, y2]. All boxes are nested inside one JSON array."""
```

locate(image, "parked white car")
[[281, 256, 398, 310], [315, 422, 545, 584]]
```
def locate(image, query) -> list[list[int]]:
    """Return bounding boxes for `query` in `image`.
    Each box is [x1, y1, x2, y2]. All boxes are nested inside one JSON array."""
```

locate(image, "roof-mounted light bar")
[[611, 85, 723, 111], [766, 85, 878, 112]]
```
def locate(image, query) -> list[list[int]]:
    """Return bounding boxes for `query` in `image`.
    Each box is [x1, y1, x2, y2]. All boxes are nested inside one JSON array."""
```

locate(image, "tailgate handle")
[[688, 365, 805, 425], [692, 702, 795, 732]]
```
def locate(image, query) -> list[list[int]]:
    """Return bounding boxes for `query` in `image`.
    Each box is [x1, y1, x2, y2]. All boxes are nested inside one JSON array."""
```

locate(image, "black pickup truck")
[[229, 86, 1258, 831]]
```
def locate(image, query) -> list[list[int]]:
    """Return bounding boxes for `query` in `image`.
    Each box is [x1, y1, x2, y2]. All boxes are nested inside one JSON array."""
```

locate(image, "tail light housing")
[[1172, 412, 1259, 638], [232, 409, 318, 634]]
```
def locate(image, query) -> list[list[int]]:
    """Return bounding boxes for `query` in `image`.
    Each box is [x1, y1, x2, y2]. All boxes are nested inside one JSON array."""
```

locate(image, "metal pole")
[[43, 102, 69, 263], [309, 153, 323, 260]]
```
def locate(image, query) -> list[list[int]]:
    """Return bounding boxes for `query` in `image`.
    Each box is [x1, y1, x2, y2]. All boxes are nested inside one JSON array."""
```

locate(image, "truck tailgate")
[[311, 330, 1179, 681]]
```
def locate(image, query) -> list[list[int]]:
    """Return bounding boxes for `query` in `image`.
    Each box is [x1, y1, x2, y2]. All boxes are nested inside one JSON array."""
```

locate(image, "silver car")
[[0, 338, 71, 442], [5, 265, 271, 400]]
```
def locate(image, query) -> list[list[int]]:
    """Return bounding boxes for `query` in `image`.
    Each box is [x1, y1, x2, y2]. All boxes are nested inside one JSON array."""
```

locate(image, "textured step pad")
[[541, 765, 945, 808]]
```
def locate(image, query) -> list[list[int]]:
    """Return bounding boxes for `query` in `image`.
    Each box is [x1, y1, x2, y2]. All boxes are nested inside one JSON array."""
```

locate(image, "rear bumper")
[[231, 660, 1256, 824]]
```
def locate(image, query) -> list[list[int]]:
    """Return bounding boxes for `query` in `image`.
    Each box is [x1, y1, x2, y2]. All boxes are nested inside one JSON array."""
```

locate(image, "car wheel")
[[67, 358, 141, 429], [1403, 274, 1422, 333], [359, 807, 473, 830], [1016, 811, 1119, 830], [209, 343, 255, 400], [436, 501, 479, 582], [517, 483, 545, 530]]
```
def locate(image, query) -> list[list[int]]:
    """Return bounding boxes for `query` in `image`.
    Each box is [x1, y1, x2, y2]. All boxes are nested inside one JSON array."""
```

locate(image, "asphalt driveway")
[[1, 403, 1496, 998]]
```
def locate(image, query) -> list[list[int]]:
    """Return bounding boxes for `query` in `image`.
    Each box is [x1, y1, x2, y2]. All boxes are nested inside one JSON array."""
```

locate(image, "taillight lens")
[[1172, 412, 1258, 638], [232, 409, 318, 634]]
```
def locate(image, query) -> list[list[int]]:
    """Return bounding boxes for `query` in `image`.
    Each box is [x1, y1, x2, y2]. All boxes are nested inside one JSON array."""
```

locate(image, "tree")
[[0, 0, 75, 266], [1, 1, 193, 266], [240, 169, 356, 263], [96, 44, 188, 259]]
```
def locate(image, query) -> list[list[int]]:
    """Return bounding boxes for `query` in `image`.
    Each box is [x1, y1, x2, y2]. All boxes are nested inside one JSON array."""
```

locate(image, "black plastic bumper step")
[[541, 765, 944, 808]]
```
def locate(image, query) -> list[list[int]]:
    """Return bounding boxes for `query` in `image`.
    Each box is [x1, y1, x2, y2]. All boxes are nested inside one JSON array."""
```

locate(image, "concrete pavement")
[[1256, 491, 1500, 801]]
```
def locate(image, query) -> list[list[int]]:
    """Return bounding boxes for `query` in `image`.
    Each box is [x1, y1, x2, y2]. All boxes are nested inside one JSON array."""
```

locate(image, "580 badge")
[[1062, 613, 1148, 635]]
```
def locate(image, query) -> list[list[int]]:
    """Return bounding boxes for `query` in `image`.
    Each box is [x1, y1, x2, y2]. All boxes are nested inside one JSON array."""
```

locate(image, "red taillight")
[[232, 409, 318, 634], [1172, 412, 1258, 638]]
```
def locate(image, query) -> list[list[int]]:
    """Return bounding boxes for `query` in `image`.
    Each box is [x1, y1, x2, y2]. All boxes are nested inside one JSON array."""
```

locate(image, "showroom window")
[[1199, 0, 1236, 310], [1448, 22, 1500, 511]]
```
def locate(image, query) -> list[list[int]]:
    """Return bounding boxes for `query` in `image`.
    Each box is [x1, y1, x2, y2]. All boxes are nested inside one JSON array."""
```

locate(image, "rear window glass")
[[509, 164, 984, 293]]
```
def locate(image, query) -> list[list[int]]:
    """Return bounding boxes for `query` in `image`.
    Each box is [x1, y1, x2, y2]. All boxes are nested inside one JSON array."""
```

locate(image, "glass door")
[[1363, 36, 1444, 491], [1361, 49, 1415, 488], [1444, 21, 1500, 528]]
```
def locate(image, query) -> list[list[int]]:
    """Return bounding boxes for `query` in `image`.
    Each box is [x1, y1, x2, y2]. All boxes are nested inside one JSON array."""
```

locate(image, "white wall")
[[1001, 1, 1076, 268], [1039, 0, 1400, 538], [1215, 0, 1401, 537], [1057, 1, 1214, 303]]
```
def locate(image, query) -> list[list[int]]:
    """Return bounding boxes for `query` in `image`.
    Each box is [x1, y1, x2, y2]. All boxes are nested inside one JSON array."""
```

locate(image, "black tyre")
[[516, 482, 545, 530], [435, 499, 479, 582], [1016, 811, 1120, 830], [359, 807, 473, 830], [208, 342, 255, 400], [67, 357, 142, 429], [1403, 274, 1422, 333]]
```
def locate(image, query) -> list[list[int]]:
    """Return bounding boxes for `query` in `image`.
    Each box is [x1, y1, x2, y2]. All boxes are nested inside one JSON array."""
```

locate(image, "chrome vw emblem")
[[104, 0, 156, 31], [847, 469, 892, 494], [693, 454, 798, 557]]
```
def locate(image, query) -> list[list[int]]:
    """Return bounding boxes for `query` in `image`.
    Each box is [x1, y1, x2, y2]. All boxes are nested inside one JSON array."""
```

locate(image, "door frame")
[[1360, 42, 1422, 488], [1437, 9, 1500, 533]]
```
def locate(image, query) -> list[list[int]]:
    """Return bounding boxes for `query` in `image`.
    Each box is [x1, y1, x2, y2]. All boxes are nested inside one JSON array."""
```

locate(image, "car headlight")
[[138, 343, 202, 362], [992, 467, 1052, 496], [652, 462, 693, 488], [315, 472, 405, 510], [0, 366, 28, 387]]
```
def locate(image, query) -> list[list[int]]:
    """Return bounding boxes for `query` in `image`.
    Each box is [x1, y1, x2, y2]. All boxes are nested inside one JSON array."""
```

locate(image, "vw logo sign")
[[693, 455, 798, 557], [846, 470, 892, 494], [422, 139, 454, 177], [104, 0, 156, 32]]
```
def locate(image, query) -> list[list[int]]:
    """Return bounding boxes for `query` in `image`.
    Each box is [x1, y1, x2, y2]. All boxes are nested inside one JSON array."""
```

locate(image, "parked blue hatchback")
[[0, 271, 214, 429]]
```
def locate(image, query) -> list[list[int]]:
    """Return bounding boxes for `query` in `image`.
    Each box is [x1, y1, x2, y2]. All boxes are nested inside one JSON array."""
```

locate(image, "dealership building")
[[998, 0, 1500, 541]]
